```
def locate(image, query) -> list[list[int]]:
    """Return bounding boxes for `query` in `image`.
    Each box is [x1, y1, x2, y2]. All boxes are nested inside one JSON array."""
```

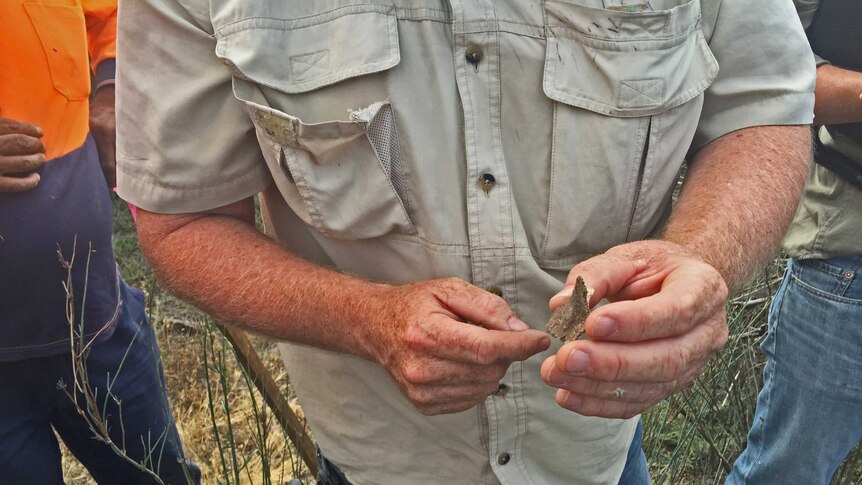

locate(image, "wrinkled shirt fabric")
[[116, 1, 814, 483]]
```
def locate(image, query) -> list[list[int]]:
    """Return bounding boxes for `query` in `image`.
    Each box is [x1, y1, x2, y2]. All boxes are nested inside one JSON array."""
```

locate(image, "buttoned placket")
[[448, 1, 526, 483]]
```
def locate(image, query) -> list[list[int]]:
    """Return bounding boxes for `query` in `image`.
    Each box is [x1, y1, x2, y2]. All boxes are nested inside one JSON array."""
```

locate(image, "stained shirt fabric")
[[116, 1, 814, 483], [0, 0, 120, 360], [784, 0, 862, 259]]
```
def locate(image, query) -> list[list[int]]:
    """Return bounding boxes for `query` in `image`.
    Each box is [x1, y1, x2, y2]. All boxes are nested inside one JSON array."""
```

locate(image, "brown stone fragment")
[[546, 276, 592, 342]]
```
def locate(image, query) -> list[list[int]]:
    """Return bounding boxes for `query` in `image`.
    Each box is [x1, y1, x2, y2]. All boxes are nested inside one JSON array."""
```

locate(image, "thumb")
[[550, 255, 648, 310]]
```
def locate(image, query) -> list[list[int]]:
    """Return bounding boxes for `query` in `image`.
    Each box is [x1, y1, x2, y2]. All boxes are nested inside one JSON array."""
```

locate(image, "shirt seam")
[[699, 91, 813, 130], [118, 159, 267, 192]]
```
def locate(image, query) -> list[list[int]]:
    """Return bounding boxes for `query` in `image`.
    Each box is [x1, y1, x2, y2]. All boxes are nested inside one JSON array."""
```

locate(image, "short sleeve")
[[116, 0, 270, 213], [692, 0, 816, 151], [82, 0, 117, 72]]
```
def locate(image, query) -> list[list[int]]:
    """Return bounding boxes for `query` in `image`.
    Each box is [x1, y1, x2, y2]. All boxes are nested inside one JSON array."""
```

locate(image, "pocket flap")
[[543, 0, 718, 117], [215, 5, 400, 94]]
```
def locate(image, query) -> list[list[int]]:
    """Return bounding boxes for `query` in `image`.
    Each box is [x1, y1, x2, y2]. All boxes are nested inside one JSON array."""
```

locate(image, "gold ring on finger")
[[614, 387, 625, 400]]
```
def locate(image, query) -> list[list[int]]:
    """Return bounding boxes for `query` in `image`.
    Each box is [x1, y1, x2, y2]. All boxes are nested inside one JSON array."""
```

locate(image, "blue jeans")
[[727, 257, 862, 485], [318, 419, 651, 484], [0, 283, 200, 484]]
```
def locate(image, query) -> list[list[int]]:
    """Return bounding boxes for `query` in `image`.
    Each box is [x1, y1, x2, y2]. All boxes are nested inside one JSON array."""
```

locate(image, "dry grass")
[[61, 294, 312, 484], [60, 198, 312, 485], [59, 196, 862, 484]]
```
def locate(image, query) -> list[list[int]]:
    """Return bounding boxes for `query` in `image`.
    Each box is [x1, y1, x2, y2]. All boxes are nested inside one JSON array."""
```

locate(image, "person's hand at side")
[[0, 118, 46, 192], [541, 240, 728, 419], [89, 85, 116, 188], [366, 278, 551, 415]]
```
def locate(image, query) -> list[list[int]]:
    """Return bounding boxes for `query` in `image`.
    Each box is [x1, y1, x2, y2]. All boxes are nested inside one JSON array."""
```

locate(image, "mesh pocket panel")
[[366, 104, 412, 215]]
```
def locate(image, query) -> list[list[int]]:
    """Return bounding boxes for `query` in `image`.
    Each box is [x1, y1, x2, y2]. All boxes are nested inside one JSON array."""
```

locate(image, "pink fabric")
[[113, 187, 138, 222]]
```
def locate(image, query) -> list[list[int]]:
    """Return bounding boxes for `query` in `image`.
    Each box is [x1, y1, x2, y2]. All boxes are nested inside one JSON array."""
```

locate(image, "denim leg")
[[618, 419, 652, 485], [0, 355, 67, 485], [51, 283, 201, 485], [727, 257, 862, 485]]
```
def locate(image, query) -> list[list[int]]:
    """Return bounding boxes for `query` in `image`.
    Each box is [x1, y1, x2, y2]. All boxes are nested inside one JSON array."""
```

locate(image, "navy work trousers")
[[0, 282, 200, 484]]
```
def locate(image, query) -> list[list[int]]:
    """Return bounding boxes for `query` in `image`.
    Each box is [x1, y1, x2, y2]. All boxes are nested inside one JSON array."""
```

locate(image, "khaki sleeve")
[[115, 0, 270, 213], [692, 0, 816, 151]]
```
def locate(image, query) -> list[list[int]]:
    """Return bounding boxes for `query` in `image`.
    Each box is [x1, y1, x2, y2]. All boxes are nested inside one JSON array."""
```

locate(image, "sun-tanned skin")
[[137, 124, 811, 418], [809, 64, 862, 126]]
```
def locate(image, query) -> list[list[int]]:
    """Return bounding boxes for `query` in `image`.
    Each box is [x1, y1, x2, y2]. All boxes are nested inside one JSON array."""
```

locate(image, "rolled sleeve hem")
[[95, 58, 116, 85], [116, 161, 272, 214], [691, 92, 815, 152]]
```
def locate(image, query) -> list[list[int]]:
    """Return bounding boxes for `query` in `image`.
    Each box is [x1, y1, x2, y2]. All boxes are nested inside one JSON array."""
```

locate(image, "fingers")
[[403, 381, 501, 416], [417, 317, 550, 365], [0, 172, 41, 193], [551, 313, 726, 383], [0, 133, 45, 156], [0, 152, 48, 193], [552, 360, 706, 418], [584, 263, 727, 342], [399, 358, 507, 386], [550, 255, 648, 310], [0, 153, 47, 174], [0, 118, 43, 137], [542, 336, 714, 418], [436, 278, 529, 331], [542, 355, 707, 403]]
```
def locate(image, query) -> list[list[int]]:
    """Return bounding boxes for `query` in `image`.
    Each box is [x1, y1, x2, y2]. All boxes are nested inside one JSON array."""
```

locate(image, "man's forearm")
[[812, 64, 862, 125], [661, 125, 812, 291], [136, 198, 388, 360]]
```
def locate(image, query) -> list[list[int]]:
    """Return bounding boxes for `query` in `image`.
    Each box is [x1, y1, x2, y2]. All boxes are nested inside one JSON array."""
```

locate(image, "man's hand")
[[541, 240, 728, 419], [368, 278, 551, 415], [0, 118, 46, 192], [89, 85, 116, 188]]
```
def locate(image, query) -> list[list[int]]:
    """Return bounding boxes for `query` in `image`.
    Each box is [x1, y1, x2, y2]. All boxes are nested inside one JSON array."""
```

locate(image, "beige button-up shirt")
[[117, 1, 814, 483]]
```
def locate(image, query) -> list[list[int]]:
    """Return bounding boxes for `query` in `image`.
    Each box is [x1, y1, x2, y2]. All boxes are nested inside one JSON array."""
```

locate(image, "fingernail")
[[551, 286, 573, 303], [592, 316, 617, 338], [35, 126, 44, 136], [507, 316, 530, 331], [566, 350, 591, 373]]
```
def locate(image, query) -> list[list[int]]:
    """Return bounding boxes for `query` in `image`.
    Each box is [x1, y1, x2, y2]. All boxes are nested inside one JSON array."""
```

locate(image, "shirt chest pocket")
[[215, 5, 415, 240], [24, 1, 91, 101], [538, 0, 717, 261]]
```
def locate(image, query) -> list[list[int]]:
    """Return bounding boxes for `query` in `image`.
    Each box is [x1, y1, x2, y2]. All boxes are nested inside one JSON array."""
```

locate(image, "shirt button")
[[478, 173, 496, 194], [465, 46, 483, 65], [497, 453, 511, 465], [493, 383, 509, 397], [486, 286, 503, 297]]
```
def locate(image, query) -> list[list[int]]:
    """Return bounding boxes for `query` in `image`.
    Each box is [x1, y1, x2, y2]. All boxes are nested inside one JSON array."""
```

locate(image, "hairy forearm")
[[136, 199, 387, 360], [812, 64, 862, 125], [661, 125, 812, 291]]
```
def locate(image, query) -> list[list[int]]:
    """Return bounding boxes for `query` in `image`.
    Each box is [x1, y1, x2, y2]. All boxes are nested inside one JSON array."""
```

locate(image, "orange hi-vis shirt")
[[0, 0, 117, 160]]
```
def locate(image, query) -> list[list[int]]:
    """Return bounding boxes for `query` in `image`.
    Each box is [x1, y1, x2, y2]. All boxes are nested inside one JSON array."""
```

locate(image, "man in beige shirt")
[[116, 1, 815, 483]]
